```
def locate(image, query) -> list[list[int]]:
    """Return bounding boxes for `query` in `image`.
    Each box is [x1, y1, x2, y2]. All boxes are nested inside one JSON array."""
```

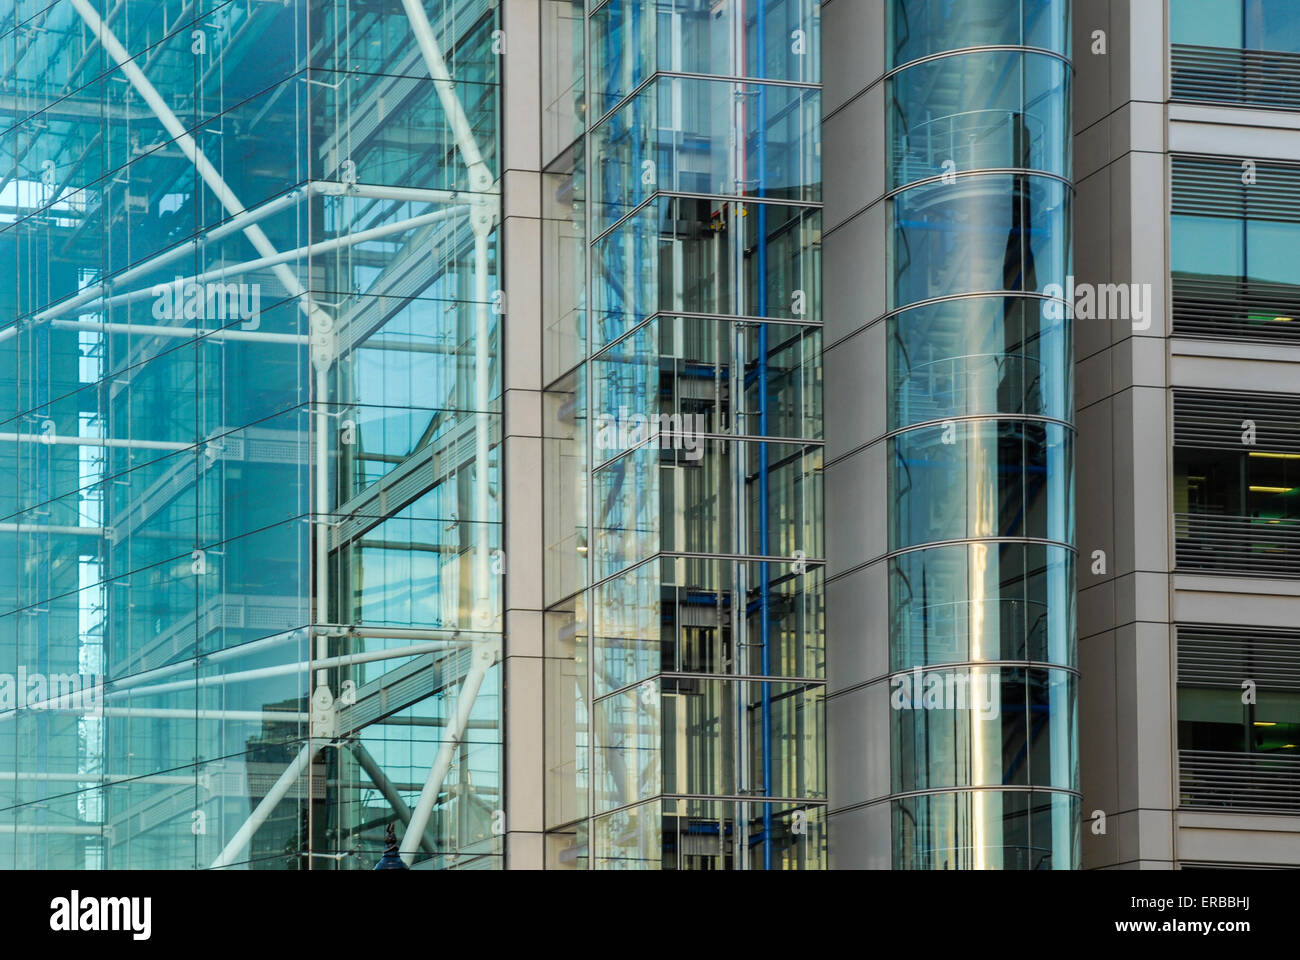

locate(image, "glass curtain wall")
[[884, 0, 1078, 869], [1170, 0, 1300, 108], [543, 0, 825, 869], [0, 0, 503, 869]]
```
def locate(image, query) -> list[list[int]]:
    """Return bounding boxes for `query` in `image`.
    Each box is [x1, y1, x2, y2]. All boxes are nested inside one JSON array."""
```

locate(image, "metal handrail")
[[893, 109, 1048, 185]]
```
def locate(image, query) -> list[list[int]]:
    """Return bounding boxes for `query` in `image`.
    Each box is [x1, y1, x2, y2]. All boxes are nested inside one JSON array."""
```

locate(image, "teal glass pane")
[[1172, 214, 1245, 280], [890, 542, 1076, 669], [0, 0, 504, 869], [1171, 0, 1246, 48], [891, 666, 1077, 791], [888, 296, 1072, 429], [889, 0, 1071, 67]]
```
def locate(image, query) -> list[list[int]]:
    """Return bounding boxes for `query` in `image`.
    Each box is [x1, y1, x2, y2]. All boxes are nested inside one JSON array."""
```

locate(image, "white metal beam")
[[398, 0, 493, 194], [349, 741, 436, 855], [110, 641, 467, 702], [398, 644, 496, 865], [210, 739, 323, 869], [68, 0, 330, 334], [0, 431, 190, 451], [35, 205, 470, 322], [51, 319, 307, 344]]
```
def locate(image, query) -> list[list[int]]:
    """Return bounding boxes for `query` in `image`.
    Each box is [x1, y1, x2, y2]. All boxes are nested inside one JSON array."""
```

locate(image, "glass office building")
[[0, 0, 1083, 872], [0, 0, 503, 868]]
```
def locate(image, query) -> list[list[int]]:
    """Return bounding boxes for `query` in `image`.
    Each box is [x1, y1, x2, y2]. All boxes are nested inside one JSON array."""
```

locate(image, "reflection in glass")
[[889, 296, 1071, 429], [889, 51, 1070, 188], [890, 419, 1073, 549], [0, 0, 504, 869], [891, 174, 1070, 310], [891, 542, 1075, 668], [893, 789, 1078, 869], [889, 0, 1070, 67]]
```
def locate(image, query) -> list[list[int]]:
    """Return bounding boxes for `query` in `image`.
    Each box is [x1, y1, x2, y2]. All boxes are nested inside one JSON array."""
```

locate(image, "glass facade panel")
[[889, 0, 1070, 67], [592, 197, 822, 348], [591, 0, 821, 119], [1172, 0, 1300, 53], [889, 51, 1070, 189], [891, 174, 1070, 309], [590, 75, 821, 233], [0, 0, 504, 869], [543, 0, 825, 869], [892, 789, 1077, 869]]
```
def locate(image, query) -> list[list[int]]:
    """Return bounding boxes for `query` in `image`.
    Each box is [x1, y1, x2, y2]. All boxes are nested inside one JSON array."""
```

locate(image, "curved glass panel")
[[889, 419, 1074, 550], [888, 296, 1071, 429], [892, 789, 1078, 869], [891, 666, 1077, 791], [889, 0, 1071, 67], [889, 51, 1070, 188], [890, 542, 1075, 669], [891, 173, 1070, 310]]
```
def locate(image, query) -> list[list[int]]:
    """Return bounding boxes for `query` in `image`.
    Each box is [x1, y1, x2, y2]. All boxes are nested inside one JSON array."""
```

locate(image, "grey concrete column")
[[500, 0, 545, 871], [821, 0, 892, 870]]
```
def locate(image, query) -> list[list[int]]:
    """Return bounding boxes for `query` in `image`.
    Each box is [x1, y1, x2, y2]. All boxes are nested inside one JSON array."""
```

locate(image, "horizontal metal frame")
[[883, 412, 1075, 443], [885, 166, 1074, 201], [591, 188, 822, 250], [885, 784, 1083, 801], [885, 45, 1072, 80], [1172, 43, 1300, 111], [1179, 748, 1300, 813], [590, 68, 821, 133], [881, 536, 1077, 564]]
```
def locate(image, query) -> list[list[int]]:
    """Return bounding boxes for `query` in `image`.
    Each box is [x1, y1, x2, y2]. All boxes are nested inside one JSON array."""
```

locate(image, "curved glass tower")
[[883, 0, 1077, 869]]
